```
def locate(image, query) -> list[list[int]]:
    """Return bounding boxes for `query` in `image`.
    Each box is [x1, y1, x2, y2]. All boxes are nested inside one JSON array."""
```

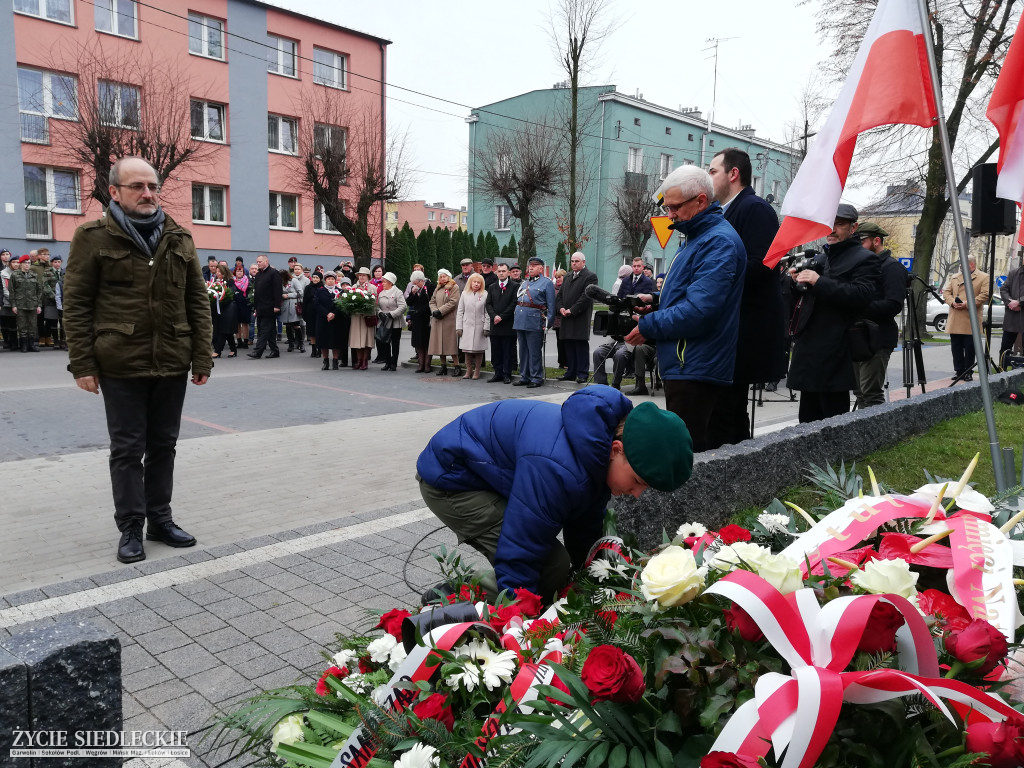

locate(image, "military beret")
[[836, 203, 859, 222], [622, 402, 693, 492], [857, 222, 889, 238], [18, 255, 31, 263]]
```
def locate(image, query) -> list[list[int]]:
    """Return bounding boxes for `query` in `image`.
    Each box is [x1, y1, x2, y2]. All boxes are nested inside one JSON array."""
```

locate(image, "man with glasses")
[[64, 156, 212, 564], [556, 251, 598, 383], [623, 165, 745, 452]]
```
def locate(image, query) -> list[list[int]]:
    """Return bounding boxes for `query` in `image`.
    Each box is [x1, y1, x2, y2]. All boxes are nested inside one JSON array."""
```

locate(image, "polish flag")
[[764, 0, 937, 267], [986, 15, 1024, 245]]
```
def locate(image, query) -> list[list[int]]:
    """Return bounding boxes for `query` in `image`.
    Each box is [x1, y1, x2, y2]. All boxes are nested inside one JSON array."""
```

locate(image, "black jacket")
[[617, 272, 655, 298], [486, 278, 519, 337], [860, 249, 907, 351], [252, 265, 283, 314], [724, 187, 787, 384], [786, 237, 879, 391], [556, 267, 599, 341]]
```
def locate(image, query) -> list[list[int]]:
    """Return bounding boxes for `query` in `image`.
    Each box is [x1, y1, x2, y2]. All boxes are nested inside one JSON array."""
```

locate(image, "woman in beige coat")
[[348, 267, 378, 370], [428, 269, 461, 376], [456, 273, 490, 379]]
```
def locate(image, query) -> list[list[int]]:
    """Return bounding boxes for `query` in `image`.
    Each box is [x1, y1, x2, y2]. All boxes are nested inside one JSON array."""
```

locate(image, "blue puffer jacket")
[[638, 202, 746, 384], [416, 386, 633, 592]]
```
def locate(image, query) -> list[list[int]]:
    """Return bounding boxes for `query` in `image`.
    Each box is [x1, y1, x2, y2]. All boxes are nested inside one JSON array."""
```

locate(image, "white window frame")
[[191, 184, 226, 225], [627, 147, 643, 174], [191, 99, 226, 143], [95, 0, 137, 39], [17, 67, 78, 145], [427, 211, 435, 221], [269, 192, 298, 230], [98, 81, 139, 129], [267, 34, 297, 77], [188, 12, 225, 61], [771, 179, 781, 201], [14, 0, 73, 25], [495, 205, 512, 231], [313, 47, 347, 90], [313, 200, 341, 233], [24, 165, 81, 239], [267, 114, 298, 154], [659, 153, 672, 180], [753, 175, 764, 196]]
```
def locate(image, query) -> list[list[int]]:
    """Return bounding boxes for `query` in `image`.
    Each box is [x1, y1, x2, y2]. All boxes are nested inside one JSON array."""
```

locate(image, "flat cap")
[[460, 258, 473, 266], [836, 203, 859, 222], [857, 221, 889, 238], [481, 258, 494, 266]]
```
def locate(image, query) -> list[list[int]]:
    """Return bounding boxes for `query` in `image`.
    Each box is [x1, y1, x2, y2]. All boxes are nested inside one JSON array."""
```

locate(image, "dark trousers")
[[706, 380, 752, 449], [798, 390, 850, 423], [517, 330, 544, 384], [490, 334, 515, 379], [385, 328, 402, 367], [593, 341, 632, 386], [564, 339, 590, 379], [663, 379, 723, 453], [999, 329, 1022, 366], [950, 333, 975, 377], [99, 375, 188, 531], [253, 311, 279, 355], [213, 330, 237, 355]]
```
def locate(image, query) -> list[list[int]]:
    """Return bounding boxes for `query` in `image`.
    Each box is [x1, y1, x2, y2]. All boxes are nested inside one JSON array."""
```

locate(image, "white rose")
[[850, 557, 918, 600], [755, 553, 803, 594], [271, 713, 305, 751], [367, 634, 397, 663], [707, 542, 772, 573], [640, 546, 704, 608]]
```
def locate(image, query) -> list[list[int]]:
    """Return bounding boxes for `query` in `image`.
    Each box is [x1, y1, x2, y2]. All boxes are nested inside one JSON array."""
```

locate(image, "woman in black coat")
[[302, 272, 321, 356], [211, 264, 238, 358], [405, 269, 434, 372], [314, 272, 350, 370]]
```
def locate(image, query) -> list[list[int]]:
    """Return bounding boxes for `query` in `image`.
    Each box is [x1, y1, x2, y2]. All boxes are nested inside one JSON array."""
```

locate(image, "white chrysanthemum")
[[388, 642, 408, 672], [271, 714, 304, 751], [675, 521, 708, 539], [370, 684, 391, 707], [757, 512, 791, 534], [394, 742, 440, 768], [446, 638, 518, 692], [343, 672, 371, 694], [332, 649, 358, 669], [707, 542, 772, 572], [587, 558, 627, 581], [367, 634, 397, 663]]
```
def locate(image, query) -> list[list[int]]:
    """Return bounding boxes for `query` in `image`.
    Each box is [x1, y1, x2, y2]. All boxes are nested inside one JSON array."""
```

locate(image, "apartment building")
[[384, 200, 467, 235], [1, 0, 389, 267]]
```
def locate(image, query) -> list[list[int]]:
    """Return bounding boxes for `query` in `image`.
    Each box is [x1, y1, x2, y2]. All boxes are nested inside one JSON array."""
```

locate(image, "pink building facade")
[[386, 201, 467, 236], [1, 0, 389, 268]]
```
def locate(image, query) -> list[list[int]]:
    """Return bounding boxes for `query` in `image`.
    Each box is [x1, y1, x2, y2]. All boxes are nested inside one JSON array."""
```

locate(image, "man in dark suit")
[[618, 256, 656, 298], [557, 251, 600, 383], [485, 262, 518, 383], [247, 253, 282, 359], [202, 256, 218, 282], [705, 148, 786, 447]]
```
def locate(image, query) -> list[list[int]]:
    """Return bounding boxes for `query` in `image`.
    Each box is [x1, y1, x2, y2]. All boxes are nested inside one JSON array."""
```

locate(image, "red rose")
[[965, 720, 1024, 768], [513, 588, 544, 617], [545, 672, 573, 706], [580, 645, 645, 703], [718, 525, 752, 545], [918, 589, 972, 631], [412, 693, 455, 732], [944, 619, 1009, 674], [700, 752, 762, 768], [358, 655, 374, 674], [446, 583, 487, 605], [525, 618, 559, 639], [856, 602, 905, 655], [723, 605, 764, 642], [488, 603, 523, 632], [315, 665, 349, 696], [374, 608, 412, 640], [595, 610, 618, 629]]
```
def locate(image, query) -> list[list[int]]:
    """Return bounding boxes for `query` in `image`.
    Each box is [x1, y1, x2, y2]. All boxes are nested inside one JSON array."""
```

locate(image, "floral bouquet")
[[212, 459, 1024, 768], [334, 287, 376, 316], [207, 281, 235, 305]]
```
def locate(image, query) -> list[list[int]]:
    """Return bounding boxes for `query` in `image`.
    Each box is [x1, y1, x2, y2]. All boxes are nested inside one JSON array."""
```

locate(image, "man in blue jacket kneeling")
[[416, 387, 693, 602]]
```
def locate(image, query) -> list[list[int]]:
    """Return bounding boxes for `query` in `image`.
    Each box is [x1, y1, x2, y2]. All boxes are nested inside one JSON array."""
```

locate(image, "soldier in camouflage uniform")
[[32, 249, 59, 347], [11, 255, 42, 352]]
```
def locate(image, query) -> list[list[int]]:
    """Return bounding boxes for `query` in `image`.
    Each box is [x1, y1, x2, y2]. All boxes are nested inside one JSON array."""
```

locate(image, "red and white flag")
[[986, 15, 1024, 245], [764, 0, 937, 267]]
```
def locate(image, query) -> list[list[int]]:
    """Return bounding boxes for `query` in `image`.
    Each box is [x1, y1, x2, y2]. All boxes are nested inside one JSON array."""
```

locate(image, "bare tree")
[[471, 119, 564, 260], [295, 88, 411, 270], [548, 0, 613, 252], [609, 162, 661, 261], [46, 38, 216, 207]]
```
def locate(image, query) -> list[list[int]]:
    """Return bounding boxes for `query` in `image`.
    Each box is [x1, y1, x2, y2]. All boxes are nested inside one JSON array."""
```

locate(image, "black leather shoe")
[[487, 374, 503, 383], [266, 351, 280, 359], [513, 379, 529, 387], [576, 377, 588, 384], [246, 351, 262, 359], [147, 521, 197, 548], [625, 385, 649, 396], [117, 526, 145, 564], [503, 376, 512, 384], [557, 374, 575, 381], [527, 381, 543, 388]]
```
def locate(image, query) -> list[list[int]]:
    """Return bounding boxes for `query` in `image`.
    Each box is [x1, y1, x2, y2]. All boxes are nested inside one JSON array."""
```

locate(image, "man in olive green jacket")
[[64, 156, 213, 564]]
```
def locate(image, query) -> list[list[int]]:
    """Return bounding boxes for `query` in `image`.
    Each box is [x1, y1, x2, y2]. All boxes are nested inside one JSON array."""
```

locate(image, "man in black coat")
[[787, 204, 879, 423], [557, 251, 600, 383], [853, 222, 907, 408], [705, 148, 786, 447], [248, 253, 282, 358], [485, 263, 518, 383]]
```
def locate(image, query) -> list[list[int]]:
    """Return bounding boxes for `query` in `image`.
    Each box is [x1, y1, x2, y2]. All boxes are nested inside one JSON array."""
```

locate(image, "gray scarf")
[[108, 200, 166, 258]]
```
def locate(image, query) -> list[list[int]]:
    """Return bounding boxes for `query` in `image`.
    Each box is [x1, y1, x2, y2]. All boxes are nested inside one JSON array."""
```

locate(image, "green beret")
[[622, 402, 693, 491]]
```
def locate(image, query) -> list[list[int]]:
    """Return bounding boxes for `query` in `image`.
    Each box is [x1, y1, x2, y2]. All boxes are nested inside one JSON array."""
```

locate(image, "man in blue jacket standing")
[[417, 387, 693, 600], [624, 165, 746, 452], [513, 255, 556, 388]]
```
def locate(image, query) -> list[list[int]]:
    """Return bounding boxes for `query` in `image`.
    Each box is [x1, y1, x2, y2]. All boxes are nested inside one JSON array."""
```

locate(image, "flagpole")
[[916, 0, 1006, 492]]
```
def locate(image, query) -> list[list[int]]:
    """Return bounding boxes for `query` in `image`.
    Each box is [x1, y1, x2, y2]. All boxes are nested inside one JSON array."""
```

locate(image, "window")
[[95, 0, 136, 38], [24, 165, 80, 238], [267, 35, 297, 77], [495, 205, 512, 231], [627, 147, 643, 173], [314, 200, 340, 233], [659, 153, 672, 179], [14, 0, 72, 24], [497, 152, 512, 178], [428, 211, 435, 221], [191, 184, 225, 224], [753, 175, 763, 196], [665, 127, 672, 135], [191, 100, 225, 142], [709, 140, 715, 147], [771, 180, 781, 201], [99, 81, 139, 128], [188, 12, 224, 60], [688, 133, 694, 141], [269, 192, 298, 229], [682, 159, 694, 166], [267, 114, 297, 154], [633, 118, 641, 126], [313, 47, 347, 89], [17, 67, 77, 144]]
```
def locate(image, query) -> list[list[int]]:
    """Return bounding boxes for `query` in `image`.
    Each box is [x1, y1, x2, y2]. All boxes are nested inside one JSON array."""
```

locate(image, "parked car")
[[926, 297, 1004, 333]]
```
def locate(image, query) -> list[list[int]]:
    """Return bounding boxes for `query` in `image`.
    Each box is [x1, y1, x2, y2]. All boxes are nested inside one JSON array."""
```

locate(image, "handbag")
[[364, 314, 378, 328]]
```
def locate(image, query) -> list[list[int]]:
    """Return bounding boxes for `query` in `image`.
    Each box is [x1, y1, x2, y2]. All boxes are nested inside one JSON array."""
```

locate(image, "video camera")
[[780, 249, 823, 293], [586, 284, 658, 337]]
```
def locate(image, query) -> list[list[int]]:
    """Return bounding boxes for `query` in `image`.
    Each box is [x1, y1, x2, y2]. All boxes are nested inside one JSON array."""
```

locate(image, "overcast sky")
[[268, 0, 833, 207]]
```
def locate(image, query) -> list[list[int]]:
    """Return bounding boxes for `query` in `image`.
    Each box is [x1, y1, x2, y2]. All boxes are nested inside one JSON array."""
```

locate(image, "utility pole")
[[699, 37, 737, 167]]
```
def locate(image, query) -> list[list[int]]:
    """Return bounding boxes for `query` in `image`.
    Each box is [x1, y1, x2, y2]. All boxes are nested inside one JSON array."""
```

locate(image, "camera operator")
[[852, 222, 906, 408], [623, 165, 746, 452], [787, 203, 879, 423], [593, 258, 655, 389]]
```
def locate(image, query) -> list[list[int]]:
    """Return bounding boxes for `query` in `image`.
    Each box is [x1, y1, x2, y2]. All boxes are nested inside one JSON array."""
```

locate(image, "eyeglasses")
[[115, 183, 161, 194], [661, 195, 702, 214]]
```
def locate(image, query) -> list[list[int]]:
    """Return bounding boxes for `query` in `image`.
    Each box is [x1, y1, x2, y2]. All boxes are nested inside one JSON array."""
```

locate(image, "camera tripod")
[[902, 274, 936, 397]]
